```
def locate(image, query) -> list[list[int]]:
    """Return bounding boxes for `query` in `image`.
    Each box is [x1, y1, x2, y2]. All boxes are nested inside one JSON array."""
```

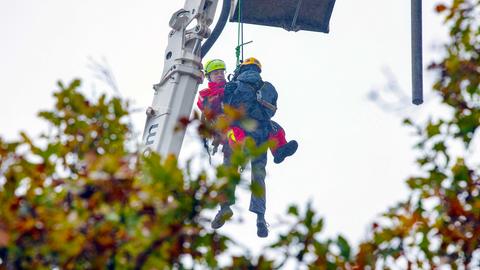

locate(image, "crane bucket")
[[229, 0, 335, 33]]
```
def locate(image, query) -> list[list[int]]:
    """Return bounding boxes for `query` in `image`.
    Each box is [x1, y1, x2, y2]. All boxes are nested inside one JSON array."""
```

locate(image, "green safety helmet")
[[204, 59, 226, 75]]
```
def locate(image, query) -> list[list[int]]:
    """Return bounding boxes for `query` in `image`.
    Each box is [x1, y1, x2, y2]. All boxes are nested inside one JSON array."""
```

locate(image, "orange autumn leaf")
[[435, 4, 447, 13]]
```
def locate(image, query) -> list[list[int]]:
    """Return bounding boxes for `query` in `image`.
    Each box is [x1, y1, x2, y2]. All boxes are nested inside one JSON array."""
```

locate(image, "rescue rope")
[[235, 0, 244, 66], [234, 0, 253, 69]]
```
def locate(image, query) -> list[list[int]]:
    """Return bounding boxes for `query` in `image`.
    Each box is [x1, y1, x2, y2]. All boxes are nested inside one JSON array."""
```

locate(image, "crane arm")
[[142, 0, 222, 157]]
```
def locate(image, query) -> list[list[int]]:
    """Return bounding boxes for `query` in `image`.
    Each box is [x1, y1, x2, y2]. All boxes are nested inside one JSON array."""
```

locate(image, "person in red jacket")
[[197, 59, 297, 164]]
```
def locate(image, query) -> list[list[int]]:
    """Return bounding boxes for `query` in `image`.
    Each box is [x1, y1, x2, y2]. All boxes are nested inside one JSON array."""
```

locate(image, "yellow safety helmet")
[[241, 57, 262, 70], [204, 59, 226, 75]]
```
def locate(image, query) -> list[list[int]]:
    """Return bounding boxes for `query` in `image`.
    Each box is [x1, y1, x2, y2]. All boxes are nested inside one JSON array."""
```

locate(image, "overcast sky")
[[1, 0, 448, 256]]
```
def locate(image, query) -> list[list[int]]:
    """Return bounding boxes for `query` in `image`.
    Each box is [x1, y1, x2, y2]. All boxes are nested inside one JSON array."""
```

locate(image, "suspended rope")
[[234, 0, 253, 69], [235, 0, 244, 67]]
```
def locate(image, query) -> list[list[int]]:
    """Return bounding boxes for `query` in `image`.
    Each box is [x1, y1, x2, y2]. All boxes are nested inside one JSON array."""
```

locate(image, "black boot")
[[256, 214, 269, 238], [211, 206, 233, 229], [273, 140, 298, 164]]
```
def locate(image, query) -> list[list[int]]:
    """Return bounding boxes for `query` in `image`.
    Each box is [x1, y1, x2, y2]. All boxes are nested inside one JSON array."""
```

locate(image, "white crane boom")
[[142, 0, 219, 157]]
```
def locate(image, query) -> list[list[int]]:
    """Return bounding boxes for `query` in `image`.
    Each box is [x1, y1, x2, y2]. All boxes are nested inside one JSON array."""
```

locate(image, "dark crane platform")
[[229, 0, 336, 33]]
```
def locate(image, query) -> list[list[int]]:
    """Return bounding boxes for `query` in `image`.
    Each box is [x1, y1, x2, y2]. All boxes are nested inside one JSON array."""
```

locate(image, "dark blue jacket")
[[224, 66, 278, 142]]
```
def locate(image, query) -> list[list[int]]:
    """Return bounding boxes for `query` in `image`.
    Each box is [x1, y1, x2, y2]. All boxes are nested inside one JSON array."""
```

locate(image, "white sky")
[[1, 0, 448, 257]]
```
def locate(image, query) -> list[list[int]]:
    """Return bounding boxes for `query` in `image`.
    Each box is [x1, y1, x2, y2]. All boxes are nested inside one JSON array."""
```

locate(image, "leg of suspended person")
[[249, 153, 267, 215], [211, 143, 235, 229], [222, 144, 237, 206], [269, 121, 298, 164], [249, 152, 269, 237]]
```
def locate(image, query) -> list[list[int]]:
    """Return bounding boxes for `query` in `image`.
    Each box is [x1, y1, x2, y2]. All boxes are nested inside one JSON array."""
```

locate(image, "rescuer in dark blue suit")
[[211, 57, 287, 238]]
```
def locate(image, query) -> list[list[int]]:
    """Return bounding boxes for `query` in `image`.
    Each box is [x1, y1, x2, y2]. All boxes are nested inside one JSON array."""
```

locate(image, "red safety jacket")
[[197, 81, 226, 117]]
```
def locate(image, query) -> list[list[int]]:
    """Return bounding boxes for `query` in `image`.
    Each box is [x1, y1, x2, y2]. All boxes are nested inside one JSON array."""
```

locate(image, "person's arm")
[[197, 88, 208, 111]]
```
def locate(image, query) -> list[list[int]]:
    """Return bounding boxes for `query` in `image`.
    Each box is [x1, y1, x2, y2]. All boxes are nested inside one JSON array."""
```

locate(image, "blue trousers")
[[222, 145, 268, 214]]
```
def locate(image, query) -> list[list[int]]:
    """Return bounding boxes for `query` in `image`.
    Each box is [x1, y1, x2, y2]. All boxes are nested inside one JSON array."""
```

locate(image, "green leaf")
[[426, 121, 441, 137], [287, 205, 299, 216], [337, 235, 351, 260], [250, 181, 264, 197]]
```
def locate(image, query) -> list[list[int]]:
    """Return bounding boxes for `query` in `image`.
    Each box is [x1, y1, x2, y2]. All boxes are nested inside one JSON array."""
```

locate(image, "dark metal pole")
[[411, 0, 423, 105]]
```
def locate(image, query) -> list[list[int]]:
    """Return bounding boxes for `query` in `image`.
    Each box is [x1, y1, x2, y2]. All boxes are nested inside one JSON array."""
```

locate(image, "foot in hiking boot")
[[211, 206, 233, 229], [273, 140, 298, 164], [256, 219, 269, 238]]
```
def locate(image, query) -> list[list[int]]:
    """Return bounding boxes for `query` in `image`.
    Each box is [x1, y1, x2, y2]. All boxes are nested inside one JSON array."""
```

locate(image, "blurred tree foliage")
[[352, 1, 480, 268], [0, 0, 479, 269]]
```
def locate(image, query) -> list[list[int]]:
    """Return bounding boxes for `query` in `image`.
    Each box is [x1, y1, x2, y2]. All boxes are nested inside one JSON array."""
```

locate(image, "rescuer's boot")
[[273, 140, 298, 164], [256, 214, 269, 238], [211, 205, 233, 229]]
